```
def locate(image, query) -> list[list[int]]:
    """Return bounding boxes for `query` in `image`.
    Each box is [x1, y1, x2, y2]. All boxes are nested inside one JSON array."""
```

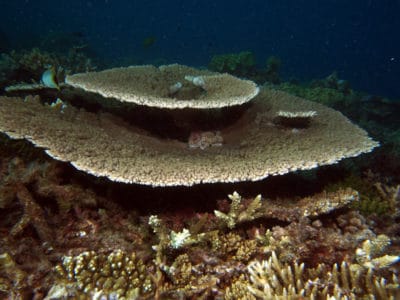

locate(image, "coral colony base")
[[0, 64, 398, 299]]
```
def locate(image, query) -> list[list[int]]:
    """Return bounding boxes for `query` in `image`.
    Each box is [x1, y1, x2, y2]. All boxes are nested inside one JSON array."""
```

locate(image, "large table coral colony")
[[0, 64, 377, 186], [0, 64, 399, 299]]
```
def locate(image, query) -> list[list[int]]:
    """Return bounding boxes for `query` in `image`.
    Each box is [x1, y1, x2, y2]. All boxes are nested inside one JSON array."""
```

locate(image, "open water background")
[[0, 0, 399, 98]]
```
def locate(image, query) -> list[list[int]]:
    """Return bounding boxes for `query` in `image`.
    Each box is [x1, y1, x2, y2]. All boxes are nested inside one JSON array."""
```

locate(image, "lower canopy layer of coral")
[[0, 86, 377, 186], [0, 157, 399, 299]]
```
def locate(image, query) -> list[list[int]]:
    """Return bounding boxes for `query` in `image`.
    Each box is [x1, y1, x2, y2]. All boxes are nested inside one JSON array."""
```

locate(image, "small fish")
[[41, 66, 60, 90]]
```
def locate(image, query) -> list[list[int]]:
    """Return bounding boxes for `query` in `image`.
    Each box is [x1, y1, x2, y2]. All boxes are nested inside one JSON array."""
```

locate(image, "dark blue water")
[[1, 0, 399, 98]]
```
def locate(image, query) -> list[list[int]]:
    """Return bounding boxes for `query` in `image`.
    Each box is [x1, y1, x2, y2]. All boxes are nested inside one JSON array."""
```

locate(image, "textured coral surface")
[[0, 144, 398, 299], [0, 53, 399, 298]]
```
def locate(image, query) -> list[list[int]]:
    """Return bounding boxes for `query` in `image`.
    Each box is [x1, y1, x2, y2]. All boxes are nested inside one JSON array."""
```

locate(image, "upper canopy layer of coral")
[[0, 85, 379, 186], [65, 64, 260, 109]]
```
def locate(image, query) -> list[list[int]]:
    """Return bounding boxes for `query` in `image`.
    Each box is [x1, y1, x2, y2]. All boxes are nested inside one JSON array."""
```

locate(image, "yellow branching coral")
[[374, 183, 400, 216], [214, 189, 358, 228], [0, 253, 27, 296], [214, 191, 262, 229], [211, 232, 258, 262], [245, 250, 400, 299], [225, 275, 256, 300], [148, 215, 196, 250], [356, 235, 400, 270], [247, 251, 306, 299]]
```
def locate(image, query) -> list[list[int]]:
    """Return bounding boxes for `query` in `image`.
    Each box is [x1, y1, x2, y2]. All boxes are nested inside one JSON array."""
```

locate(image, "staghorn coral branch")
[[10, 184, 53, 243], [215, 188, 358, 229], [214, 192, 263, 229]]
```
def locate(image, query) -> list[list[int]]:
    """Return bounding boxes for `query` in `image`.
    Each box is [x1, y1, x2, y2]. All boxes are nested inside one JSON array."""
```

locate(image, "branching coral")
[[0, 155, 152, 298], [215, 189, 358, 227], [214, 191, 262, 229], [0, 253, 27, 297], [258, 210, 375, 266], [9, 48, 60, 74], [0, 158, 54, 243], [328, 173, 400, 217], [276, 82, 352, 108], [1, 157, 98, 218], [355, 235, 400, 269], [8, 47, 95, 78], [0, 53, 18, 86], [147, 211, 261, 298], [0, 126, 396, 300], [211, 232, 258, 262], [245, 250, 400, 299], [209, 51, 256, 77], [49, 249, 153, 299], [10, 183, 53, 242], [373, 182, 400, 217], [169, 228, 193, 249], [161, 253, 222, 298], [149, 215, 193, 251], [148, 215, 205, 298]]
